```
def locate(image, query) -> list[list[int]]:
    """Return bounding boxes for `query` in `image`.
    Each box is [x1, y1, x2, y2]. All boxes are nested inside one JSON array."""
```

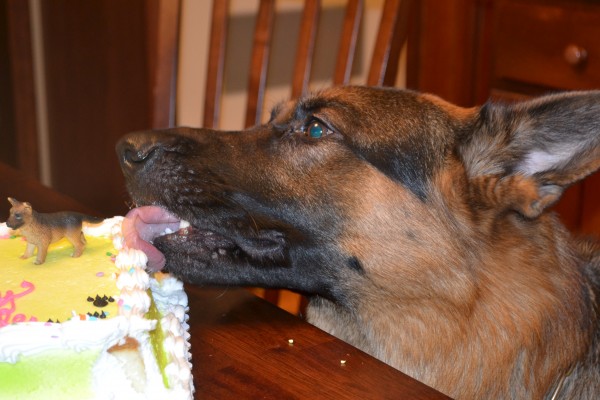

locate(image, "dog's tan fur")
[[6, 197, 101, 264], [118, 86, 600, 399], [311, 163, 594, 398]]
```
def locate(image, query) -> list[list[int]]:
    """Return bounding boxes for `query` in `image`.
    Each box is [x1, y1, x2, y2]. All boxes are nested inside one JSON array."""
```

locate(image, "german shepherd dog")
[[117, 86, 600, 399]]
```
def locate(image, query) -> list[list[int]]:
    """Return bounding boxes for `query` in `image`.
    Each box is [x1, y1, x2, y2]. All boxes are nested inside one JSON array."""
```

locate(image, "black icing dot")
[[87, 296, 94, 302], [92, 294, 109, 308], [87, 310, 107, 319]]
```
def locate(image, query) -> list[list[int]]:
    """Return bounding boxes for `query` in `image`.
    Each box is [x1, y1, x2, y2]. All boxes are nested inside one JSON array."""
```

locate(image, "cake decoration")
[[0, 281, 38, 327], [6, 197, 104, 265], [0, 208, 193, 399], [89, 294, 114, 308]]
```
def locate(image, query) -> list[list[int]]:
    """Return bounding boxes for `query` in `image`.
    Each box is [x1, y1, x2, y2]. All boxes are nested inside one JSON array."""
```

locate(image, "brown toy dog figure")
[[6, 197, 102, 264]]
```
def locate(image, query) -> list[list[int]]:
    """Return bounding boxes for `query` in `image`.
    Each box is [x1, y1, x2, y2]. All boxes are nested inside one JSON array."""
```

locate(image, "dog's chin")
[[153, 229, 246, 280], [122, 205, 288, 277], [6, 220, 23, 230]]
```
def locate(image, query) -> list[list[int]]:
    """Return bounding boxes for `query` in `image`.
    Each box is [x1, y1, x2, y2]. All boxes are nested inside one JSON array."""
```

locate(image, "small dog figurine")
[[6, 197, 103, 264]]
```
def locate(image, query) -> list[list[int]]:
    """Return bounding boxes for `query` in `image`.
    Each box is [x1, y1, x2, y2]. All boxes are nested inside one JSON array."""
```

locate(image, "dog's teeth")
[[211, 252, 218, 259], [218, 248, 227, 255], [180, 220, 190, 229], [164, 228, 173, 235]]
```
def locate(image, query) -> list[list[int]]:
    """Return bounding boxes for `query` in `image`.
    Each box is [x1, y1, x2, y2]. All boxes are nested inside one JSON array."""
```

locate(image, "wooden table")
[[187, 286, 450, 399], [1, 161, 450, 399]]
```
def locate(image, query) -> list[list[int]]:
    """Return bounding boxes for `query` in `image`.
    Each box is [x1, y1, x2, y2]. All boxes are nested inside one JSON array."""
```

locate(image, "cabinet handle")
[[564, 44, 588, 67]]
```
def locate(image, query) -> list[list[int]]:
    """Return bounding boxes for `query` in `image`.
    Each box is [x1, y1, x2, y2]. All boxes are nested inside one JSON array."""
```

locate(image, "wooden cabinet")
[[408, 0, 600, 234], [492, 0, 600, 98]]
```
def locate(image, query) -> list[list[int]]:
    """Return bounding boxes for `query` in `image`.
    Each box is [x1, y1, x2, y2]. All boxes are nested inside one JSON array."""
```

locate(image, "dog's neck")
[[306, 268, 587, 400]]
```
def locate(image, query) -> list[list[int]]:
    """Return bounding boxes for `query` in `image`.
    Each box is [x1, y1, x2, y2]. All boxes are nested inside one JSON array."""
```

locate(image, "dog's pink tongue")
[[122, 206, 181, 272]]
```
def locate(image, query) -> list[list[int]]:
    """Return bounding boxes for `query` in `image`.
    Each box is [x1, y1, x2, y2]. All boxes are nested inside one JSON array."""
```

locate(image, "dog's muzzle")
[[116, 131, 185, 271], [116, 131, 167, 177]]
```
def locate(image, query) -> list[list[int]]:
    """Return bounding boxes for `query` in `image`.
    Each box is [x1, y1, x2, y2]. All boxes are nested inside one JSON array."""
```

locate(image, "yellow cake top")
[[0, 220, 120, 326]]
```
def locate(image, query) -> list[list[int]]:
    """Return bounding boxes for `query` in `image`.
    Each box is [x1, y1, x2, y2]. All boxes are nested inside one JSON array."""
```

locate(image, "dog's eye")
[[14, 213, 22, 220], [304, 120, 330, 139], [307, 121, 324, 138]]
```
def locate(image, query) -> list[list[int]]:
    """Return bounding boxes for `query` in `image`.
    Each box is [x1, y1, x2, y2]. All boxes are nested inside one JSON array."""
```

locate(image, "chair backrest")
[[146, 0, 413, 313], [148, 0, 413, 131]]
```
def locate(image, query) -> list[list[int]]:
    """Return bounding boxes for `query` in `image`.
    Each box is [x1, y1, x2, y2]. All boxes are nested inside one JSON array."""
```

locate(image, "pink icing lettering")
[[0, 280, 37, 328], [11, 313, 26, 323]]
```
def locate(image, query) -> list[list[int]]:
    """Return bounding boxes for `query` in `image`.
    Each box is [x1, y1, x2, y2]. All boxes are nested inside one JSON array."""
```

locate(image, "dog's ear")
[[7, 198, 32, 211], [460, 91, 600, 218]]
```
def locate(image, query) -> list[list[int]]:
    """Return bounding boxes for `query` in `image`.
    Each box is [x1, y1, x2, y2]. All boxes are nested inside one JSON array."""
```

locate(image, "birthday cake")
[[0, 213, 194, 399]]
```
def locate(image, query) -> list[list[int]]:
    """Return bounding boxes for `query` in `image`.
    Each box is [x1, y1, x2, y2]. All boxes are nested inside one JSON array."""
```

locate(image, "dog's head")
[[6, 198, 33, 230], [117, 86, 600, 305]]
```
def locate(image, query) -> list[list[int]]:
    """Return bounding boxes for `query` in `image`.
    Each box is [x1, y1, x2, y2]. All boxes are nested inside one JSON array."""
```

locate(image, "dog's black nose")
[[118, 134, 156, 164], [116, 131, 169, 173], [117, 128, 205, 175]]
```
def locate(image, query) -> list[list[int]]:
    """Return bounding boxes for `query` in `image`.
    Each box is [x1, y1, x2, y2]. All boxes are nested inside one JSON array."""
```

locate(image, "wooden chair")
[[3, 1, 40, 181], [146, 0, 414, 313]]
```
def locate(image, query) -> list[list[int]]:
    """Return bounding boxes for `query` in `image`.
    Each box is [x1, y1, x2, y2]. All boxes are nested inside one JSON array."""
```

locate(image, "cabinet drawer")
[[494, 1, 600, 90]]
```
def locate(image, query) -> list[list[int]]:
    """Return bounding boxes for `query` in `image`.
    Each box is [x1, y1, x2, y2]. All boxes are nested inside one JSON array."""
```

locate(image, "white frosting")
[[92, 351, 151, 400], [113, 245, 194, 397], [0, 222, 15, 238], [0, 317, 128, 363], [82, 216, 123, 237], [0, 218, 194, 399], [118, 289, 152, 318], [153, 278, 194, 395], [116, 268, 150, 291], [91, 325, 173, 400], [150, 276, 188, 314], [115, 248, 149, 272]]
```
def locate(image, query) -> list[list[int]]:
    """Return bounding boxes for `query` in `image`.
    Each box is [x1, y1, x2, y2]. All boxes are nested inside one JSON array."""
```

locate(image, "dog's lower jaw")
[[6, 220, 23, 230], [156, 236, 347, 302]]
